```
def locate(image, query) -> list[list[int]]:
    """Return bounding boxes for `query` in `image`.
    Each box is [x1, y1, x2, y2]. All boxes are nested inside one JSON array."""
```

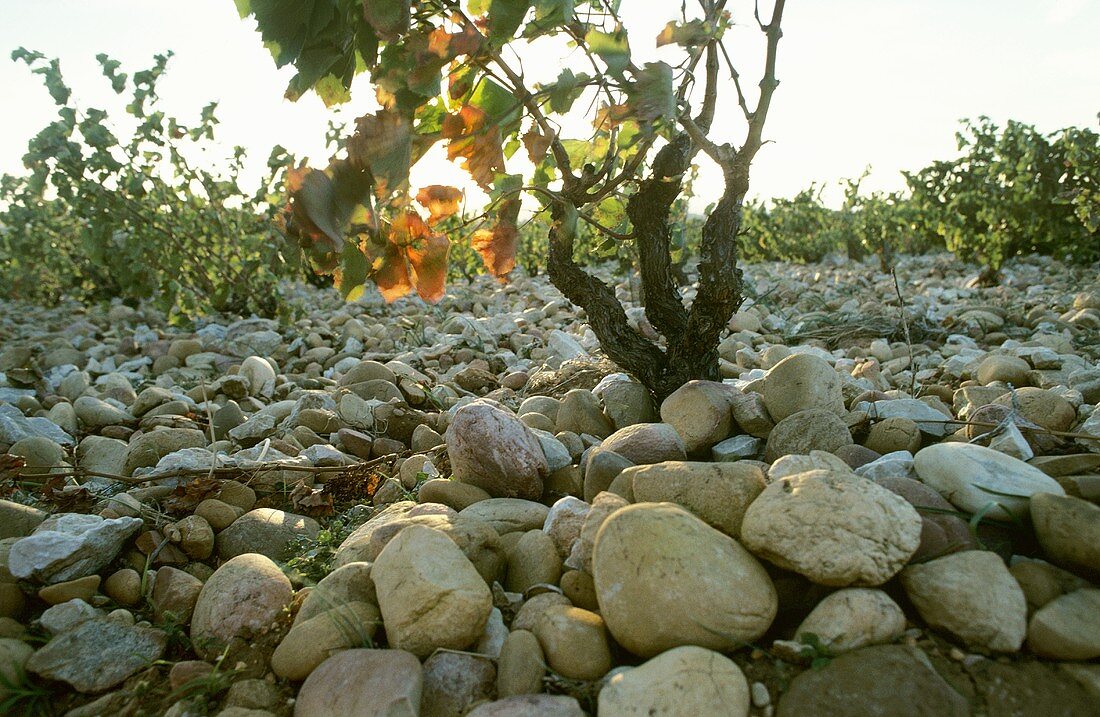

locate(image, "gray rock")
[[712, 434, 763, 461], [216, 508, 320, 561], [0, 403, 74, 447], [8, 514, 142, 584], [27, 617, 166, 693], [855, 399, 954, 437], [775, 645, 968, 717]]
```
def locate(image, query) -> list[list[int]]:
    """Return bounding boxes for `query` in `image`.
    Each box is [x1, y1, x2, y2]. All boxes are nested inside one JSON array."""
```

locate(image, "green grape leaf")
[[627, 61, 674, 124], [363, 0, 410, 40], [487, 0, 530, 45], [585, 27, 630, 78]]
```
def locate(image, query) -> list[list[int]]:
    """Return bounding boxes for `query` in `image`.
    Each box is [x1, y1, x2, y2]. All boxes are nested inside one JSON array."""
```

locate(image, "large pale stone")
[[446, 401, 548, 500], [628, 461, 766, 538], [592, 502, 776, 657], [763, 354, 844, 422], [794, 588, 906, 654], [295, 649, 422, 717], [740, 470, 922, 586], [190, 553, 293, 659], [599, 423, 687, 465], [1030, 492, 1100, 579], [659, 380, 735, 453], [373, 524, 493, 658], [900, 550, 1027, 653], [599, 646, 750, 717], [913, 442, 1065, 520], [271, 601, 380, 680], [1027, 589, 1100, 660]]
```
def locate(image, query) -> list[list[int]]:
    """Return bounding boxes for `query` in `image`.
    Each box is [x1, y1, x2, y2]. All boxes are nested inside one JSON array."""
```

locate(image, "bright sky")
[[1, 0, 1098, 209]]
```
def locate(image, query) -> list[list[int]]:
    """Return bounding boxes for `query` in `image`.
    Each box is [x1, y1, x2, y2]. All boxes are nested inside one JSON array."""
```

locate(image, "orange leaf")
[[415, 185, 464, 225], [406, 232, 451, 302], [443, 105, 505, 188], [472, 224, 517, 279], [370, 239, 413, 302], [389, 209, 431, 246], [428, 25, 483, 58], [522, 128, 554, 164]]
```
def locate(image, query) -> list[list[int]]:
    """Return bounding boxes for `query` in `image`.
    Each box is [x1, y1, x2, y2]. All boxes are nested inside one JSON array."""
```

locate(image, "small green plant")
[[0, 662, 54, 717], [284, 513, 357, 584], [794, 632, 834, 670], [160, 648, 237, 715]]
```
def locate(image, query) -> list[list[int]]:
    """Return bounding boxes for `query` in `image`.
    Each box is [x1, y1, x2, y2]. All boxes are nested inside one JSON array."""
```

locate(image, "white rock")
[[794, 588, 906, 654], [598, 646, 750, 717], [740, 470, 921, 586], [913, 443, 1065, 519], [901, 550, 1027, 653], [854, 399, 953, 437], [9, 514, 143, 584]]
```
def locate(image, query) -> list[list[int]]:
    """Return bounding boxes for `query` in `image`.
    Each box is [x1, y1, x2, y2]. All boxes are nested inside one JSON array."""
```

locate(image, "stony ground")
[[1, 252, 1099, 717]]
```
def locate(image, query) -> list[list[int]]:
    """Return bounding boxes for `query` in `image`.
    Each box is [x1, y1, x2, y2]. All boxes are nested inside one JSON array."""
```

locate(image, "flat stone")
[[913, 442, 1065, 520], [27, 617, 166, 693], [900, 550, 1027, 653], [775, 645, 968, 717], [8, 513, 142, 584]]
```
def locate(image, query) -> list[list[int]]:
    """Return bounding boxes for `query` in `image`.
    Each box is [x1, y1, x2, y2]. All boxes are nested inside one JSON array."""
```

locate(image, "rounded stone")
[[794, 588, 906, 654], [913, 442, 1065, 520], [418, 478, 492, 511], [39, 575, 101, 605], [239, 356, 277, 397], [740, 470, 922, 586], [505, 530, 562, 593], [1026, 588, 1100, 660], [1030, 492, 1100, 580], [103, 569, 142, 607], [764, 409, 853, 462], [628, 461, 766, 538], [555, 389, 614, 439], [599, 645, 750, 717], [659, 380, 736, 453], [295, 648, 422, 717], [599, 423, 687, 465], [992, 387, 1076, 432], [864, 417, 922, 455], [190, 553, 293, 659], [497, 629, 545, 698], [532, 605, 612, 681], [295, 561, 376, 626], [459, 499, 550, 535], [764, 353, 845, 423], [592, 502, 776, 658], [976, 355, 1031, 386], [216, 508, 320, 561], [900, 550, 1027, 653], [446, 401, 548, 500], [372, 524, 493, 658], [876, 476, 976, 562], [271, 601, 380, 680]]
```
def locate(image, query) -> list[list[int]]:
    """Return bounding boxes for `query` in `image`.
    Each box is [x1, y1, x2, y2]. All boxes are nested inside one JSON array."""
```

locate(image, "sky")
[[1, 0, 1098, 210]]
